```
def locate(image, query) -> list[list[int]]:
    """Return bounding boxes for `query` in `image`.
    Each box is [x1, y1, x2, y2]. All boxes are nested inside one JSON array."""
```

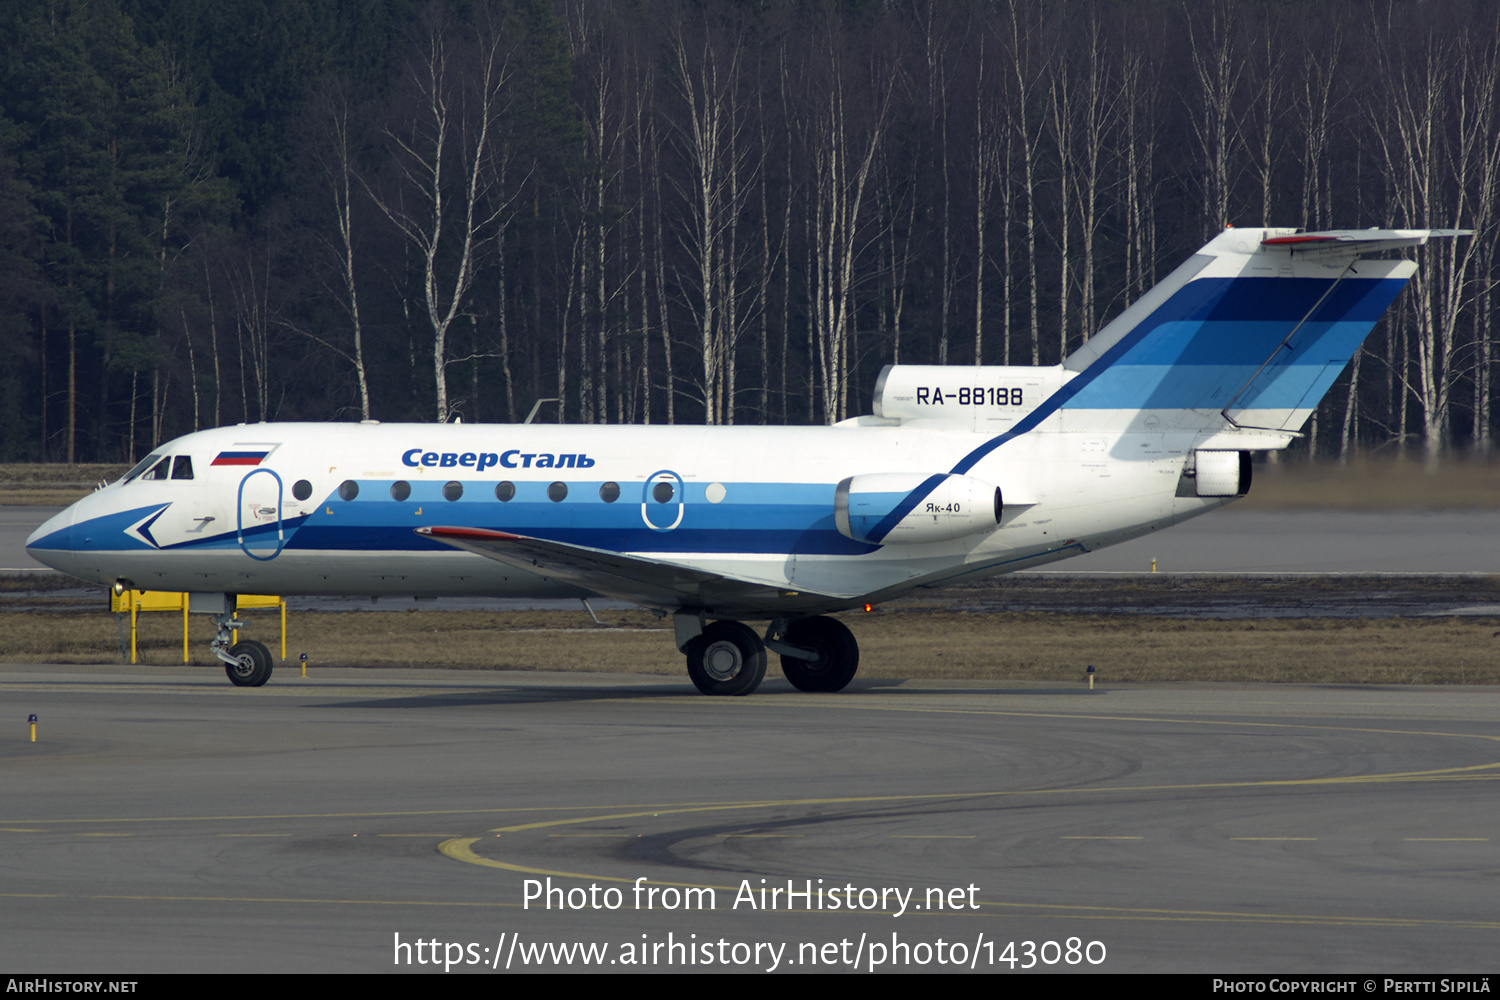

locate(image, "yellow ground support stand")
[[110, 591, 286, 664]]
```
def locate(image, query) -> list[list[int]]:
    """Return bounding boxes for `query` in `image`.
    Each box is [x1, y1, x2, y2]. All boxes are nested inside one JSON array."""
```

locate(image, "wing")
[[415, 526, 852, 618]]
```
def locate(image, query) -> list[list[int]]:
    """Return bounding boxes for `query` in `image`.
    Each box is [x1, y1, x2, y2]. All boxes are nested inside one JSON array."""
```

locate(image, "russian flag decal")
[[212, 450, 270, 466]]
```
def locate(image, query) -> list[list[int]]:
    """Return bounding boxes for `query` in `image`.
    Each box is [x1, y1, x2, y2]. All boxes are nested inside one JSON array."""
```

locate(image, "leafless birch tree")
[[788, 20, 891, 423], [668, 15, 753, 424], [367, 14, 513, 423]]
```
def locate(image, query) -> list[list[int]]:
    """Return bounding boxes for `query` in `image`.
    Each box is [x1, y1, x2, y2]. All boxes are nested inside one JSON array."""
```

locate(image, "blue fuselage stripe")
[[58, 486, 882, 557]]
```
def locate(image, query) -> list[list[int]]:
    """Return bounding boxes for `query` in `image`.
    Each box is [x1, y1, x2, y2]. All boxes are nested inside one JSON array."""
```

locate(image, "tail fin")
[[1060, 228, 1468, 440]]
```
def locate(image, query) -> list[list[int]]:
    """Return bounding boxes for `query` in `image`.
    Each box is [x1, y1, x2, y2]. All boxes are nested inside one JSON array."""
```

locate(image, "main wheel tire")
[[685, 620, 767, 696], [779, 616, 859, 692], [225, 639, 273, 687]]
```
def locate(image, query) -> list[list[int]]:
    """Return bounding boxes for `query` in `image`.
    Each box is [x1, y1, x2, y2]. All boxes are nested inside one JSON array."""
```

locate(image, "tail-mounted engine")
[[835, 473, 1003, 545], [1184, 450, 1252, 497]]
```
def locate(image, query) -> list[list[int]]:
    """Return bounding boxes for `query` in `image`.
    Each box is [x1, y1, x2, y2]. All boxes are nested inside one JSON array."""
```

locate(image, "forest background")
[[0, 0, 1496, 467]]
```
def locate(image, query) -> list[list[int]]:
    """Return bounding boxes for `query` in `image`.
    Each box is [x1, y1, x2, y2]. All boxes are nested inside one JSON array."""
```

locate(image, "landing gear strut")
[[210, 606, 273, 687], [773, 616, 859, 692], [684, 620, 766, 696]]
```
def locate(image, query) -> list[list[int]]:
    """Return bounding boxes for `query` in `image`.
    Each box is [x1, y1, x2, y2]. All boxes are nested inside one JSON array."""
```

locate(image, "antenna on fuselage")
[[524, 398, 561, 424]]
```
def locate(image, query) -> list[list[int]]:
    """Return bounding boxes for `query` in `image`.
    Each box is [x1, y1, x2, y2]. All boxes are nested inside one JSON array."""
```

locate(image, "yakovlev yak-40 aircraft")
[[28, 227, 1467, 695]]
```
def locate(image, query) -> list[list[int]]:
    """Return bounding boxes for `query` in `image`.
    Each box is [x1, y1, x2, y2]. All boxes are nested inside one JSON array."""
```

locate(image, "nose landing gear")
[[210, 606, 273, 687]]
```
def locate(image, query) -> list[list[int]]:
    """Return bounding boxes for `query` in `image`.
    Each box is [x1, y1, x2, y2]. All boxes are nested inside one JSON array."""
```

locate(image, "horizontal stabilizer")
[[1260, 228, 1472, 258]]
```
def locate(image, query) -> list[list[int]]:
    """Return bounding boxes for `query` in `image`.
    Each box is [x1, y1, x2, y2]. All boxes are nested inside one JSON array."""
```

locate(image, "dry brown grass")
[[0, 464, 130, 505], [851, 609, 1500, 685], [6, 605, 1497, 685], [1238, 455, 1500, 511]]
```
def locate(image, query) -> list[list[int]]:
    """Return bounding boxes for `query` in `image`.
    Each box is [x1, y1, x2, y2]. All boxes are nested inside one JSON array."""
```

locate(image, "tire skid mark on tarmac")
[[438, 839, 1500, 931], [440, 708, 1500, 932]]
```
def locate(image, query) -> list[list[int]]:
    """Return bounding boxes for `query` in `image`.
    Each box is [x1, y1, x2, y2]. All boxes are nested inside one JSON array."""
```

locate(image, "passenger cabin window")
[[171, 456, 194, 480]]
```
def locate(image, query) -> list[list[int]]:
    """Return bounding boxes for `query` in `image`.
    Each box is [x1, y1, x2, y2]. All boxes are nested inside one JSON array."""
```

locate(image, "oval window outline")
[[640, 470, 685, 531], [236, 468, 286, 561]]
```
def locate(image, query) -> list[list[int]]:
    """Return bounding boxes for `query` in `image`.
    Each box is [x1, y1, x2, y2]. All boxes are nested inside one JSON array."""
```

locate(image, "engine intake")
[[1192, 450, 1252, 497]]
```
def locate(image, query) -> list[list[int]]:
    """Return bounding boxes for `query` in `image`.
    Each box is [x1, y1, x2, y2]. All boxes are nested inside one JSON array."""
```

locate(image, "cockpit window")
[[123, 453, 162, 483], [140, 457, 171, 481], [171, 456, 194, 480]]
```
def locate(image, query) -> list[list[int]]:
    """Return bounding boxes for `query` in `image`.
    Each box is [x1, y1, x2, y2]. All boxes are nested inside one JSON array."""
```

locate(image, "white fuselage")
[[27, 416, 1229, 616]]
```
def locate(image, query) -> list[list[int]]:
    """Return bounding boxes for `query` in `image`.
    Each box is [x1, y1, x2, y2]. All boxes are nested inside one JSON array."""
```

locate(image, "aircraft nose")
[[25, 505, 75, 566]]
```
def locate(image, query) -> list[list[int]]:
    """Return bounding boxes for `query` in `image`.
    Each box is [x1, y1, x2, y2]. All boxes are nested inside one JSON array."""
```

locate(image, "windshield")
[[122, 453, 163, 484]]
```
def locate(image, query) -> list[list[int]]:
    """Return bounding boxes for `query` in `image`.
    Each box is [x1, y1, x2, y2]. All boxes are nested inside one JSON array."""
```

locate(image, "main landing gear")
[[677, 614, 860, 696], [684, 621, 766, 696], [210, 605, 273, 687], [772, 616, 860, 693]]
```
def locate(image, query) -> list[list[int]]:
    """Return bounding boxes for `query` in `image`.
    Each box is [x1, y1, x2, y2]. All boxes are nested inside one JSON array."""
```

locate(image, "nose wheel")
[[225, 640, 274, 687]]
